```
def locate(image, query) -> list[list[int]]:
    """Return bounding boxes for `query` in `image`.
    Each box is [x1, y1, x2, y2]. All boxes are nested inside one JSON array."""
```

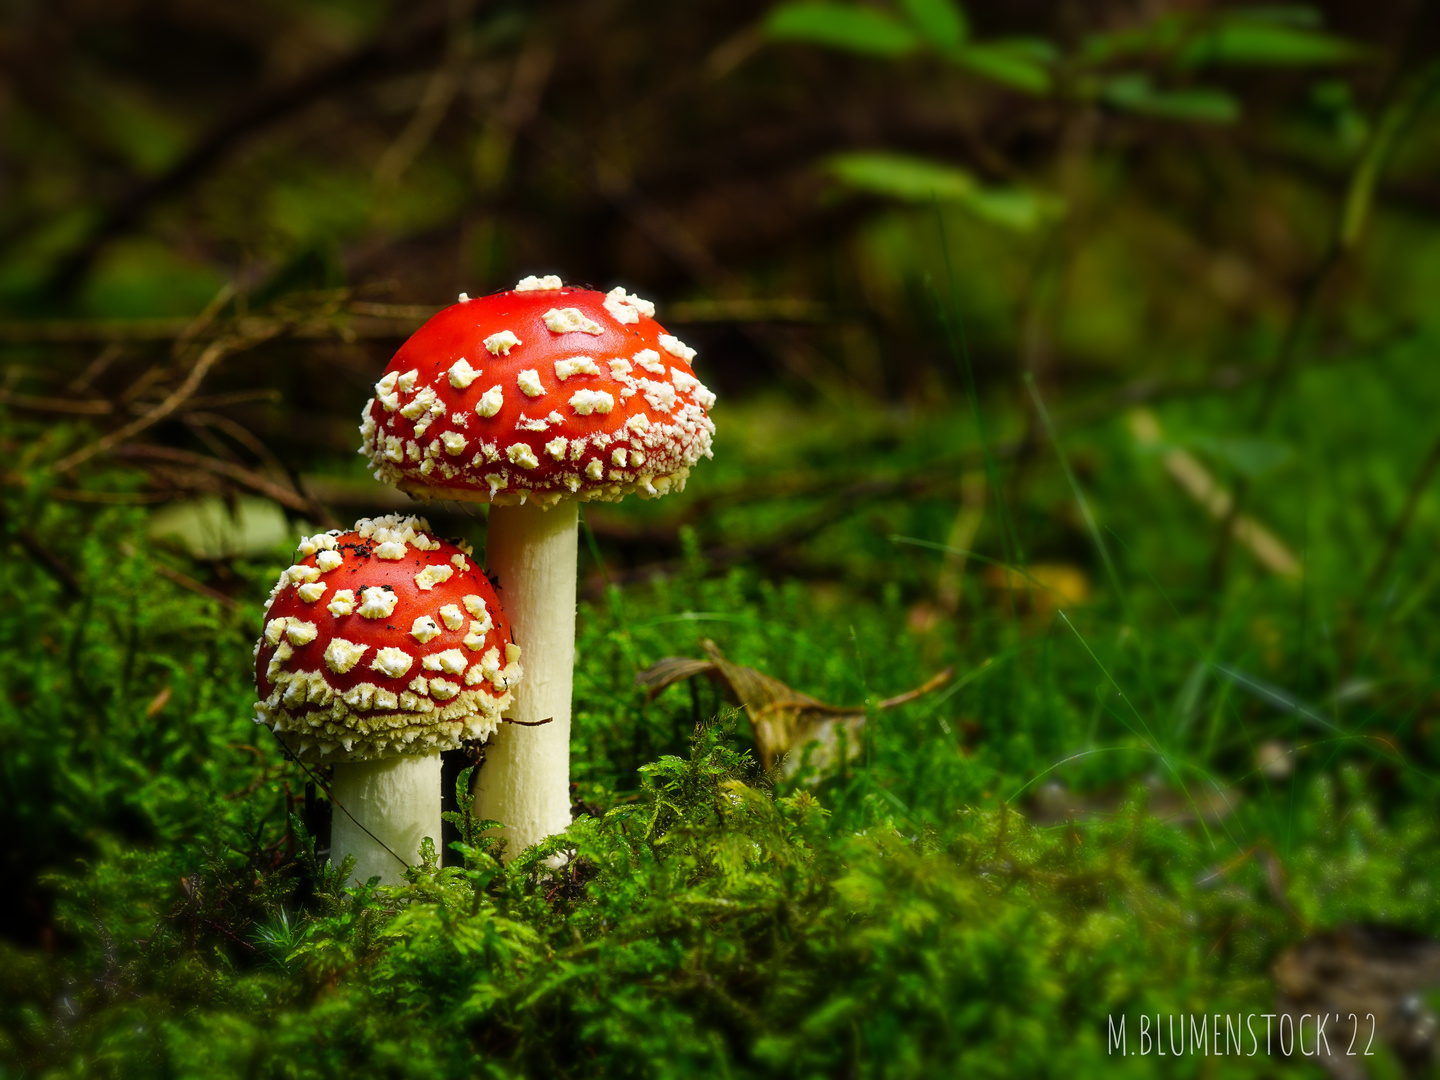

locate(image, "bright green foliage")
[[898, 0, 966, 51], [2, 486, 1439, 1077], [765, 4, 920, 59], [1100, 76, 1241, 125], [767, 2, 1376, 205], [826, 153, 1063, 232]]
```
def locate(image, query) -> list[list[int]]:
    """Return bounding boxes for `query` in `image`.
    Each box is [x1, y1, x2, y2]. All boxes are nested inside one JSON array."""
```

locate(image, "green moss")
[[2, 417, 1439, 1077]]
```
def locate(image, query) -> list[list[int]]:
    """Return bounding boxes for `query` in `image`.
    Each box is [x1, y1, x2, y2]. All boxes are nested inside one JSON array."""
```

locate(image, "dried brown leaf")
[[634, 657, 719, 699], [637, 639, 953, 775]]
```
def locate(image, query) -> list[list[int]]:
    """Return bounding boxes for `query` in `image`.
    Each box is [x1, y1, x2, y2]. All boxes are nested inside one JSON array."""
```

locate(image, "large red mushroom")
[[254, 514, 521, 883], [358, 276, 714, 856]]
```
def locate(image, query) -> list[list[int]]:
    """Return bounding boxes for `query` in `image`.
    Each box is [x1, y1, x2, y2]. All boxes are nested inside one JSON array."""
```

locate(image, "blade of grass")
[[1024, 373, 1127, 612], [1056, 609, 1219, 849], [930, 204, 1025, 582]]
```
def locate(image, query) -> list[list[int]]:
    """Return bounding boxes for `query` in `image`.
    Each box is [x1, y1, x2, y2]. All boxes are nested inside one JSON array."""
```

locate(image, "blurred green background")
[[3, 0, 1440, 1076]]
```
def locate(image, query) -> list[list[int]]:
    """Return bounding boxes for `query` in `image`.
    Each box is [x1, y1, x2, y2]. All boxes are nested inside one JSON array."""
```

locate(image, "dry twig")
[[53, 334, 258, 473], [111, 445, 318, 516]]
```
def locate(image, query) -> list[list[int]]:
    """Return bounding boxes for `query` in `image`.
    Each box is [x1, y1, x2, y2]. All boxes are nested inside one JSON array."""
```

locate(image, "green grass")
[[2, 370, 1440, 1077]]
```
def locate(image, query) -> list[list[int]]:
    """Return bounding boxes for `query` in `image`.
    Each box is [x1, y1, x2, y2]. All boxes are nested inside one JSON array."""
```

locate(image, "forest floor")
[[3, 370, 1440, 1078]]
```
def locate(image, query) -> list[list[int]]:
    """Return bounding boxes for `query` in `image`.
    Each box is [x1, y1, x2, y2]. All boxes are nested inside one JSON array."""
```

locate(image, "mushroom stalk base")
[[330, 754, 441, 886], [474, 499, 578, 859]]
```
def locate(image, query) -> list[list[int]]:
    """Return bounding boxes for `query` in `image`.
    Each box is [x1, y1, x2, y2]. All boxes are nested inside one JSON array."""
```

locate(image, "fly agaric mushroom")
[[253, 514, 521, 884], [358, 276, 714, 856]]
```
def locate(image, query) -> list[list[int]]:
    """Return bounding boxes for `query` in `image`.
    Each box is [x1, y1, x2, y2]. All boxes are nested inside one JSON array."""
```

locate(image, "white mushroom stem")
[[473, 499, 578, 858], [330, 754, 442, 886]]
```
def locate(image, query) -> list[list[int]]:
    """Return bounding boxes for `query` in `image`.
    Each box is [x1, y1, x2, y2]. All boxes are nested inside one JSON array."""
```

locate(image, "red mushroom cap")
[[359, 278, 715, 507], [252, 514, 521, 763]]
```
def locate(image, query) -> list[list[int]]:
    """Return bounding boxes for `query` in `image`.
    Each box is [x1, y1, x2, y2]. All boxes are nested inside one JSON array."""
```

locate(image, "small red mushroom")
[[253, 514, 521, 884], [358, 277, 715, 856]]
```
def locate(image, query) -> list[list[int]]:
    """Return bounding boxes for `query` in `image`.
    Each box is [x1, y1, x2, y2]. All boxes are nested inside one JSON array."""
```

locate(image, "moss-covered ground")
[[3, 352, 1439, 1077]]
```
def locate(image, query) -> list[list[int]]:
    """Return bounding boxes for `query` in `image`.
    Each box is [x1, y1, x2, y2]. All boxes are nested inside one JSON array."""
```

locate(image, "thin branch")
[[113, 543, 235, 609], [0, 390, 113, 414], [53, 337, 237, 472], [52, 325, 283, 473], [110, 445, 318, 515], [179, 389, 285, 411], [875, 667, 955, 710], [0, 310, 431, 346], [347, 302, 443, 320], [172, 282, 238, 359], [67, 343, 124, 393], [0, 317, 189, 345], [181, 411, 290, 477], [151, 561, 239, 610]]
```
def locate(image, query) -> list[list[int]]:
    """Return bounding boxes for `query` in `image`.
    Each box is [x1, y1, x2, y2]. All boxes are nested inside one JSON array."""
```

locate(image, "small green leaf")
[[1081, 9, 1350, 68], [830, 152, 978, 201], [765, 3, 920, 57], [1103, 74, 1241, 124], [952, 42, 1052, 94], [1188, 435, 1294, 478], [827, 152, 1063, 231], [959, 186, 1067, 231], [1178, 22, 1368, 67], [899, 0, 967, 49], [147, 496, 293, 560]]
